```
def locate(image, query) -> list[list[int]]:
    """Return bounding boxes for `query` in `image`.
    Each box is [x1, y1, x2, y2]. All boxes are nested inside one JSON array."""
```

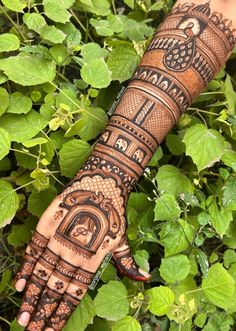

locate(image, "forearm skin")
[[77, 1, 235, 199]]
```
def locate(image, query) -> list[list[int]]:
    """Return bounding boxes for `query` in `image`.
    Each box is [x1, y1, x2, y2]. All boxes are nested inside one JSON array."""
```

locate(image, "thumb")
[[112, 238, 151, 281]]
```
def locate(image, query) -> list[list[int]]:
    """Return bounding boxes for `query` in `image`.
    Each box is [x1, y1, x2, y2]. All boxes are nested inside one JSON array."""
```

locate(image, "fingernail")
[[17, 312, 30, 326], [45, 328, 54, 331], [15, 279, 26, 292], [139, 268, 151, 279]]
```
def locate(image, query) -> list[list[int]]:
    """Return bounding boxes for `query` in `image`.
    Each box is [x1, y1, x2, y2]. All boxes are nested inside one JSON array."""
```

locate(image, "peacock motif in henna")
[[15, 2, 236, 330]]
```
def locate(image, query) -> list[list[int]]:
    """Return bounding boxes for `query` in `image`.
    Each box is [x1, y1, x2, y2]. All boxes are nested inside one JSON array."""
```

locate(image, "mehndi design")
[[15, 2, 235, 330]]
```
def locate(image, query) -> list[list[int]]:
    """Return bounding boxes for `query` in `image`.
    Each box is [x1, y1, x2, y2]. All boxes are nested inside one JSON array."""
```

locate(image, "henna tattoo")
[[54, 175, 126, 257], [26, 287, 61, 331], [113, 248, 148, 281], [16, 231, 48, 282], [55, 281, 64, 290], [48, 293, 81, 331], [16, 3, 236, 330], [18, 276, 45, 316], [76, 1, 236, 196]]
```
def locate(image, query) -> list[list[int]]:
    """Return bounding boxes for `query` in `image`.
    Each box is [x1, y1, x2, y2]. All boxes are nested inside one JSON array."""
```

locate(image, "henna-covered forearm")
[[15, 2, 236, 330], [79, 0, 235, 193]]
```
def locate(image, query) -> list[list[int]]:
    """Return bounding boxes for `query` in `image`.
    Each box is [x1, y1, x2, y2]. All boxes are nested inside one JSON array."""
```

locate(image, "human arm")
[[15, 1, 236, 330]]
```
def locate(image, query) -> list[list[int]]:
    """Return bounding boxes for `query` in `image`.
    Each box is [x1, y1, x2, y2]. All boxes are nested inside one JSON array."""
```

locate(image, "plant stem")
[[0, 5, 27, 40], [0, 316, 10, 326], [69, 9, 94, 42]]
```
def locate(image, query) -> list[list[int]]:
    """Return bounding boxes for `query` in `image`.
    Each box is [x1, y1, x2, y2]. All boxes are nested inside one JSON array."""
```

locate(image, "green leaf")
[[196, 248, 209, 278], [90, 18, 113, 37], [208, 199, 233, 236], [59, 139, 92, 177], [222, 175, 236, 208], [224, 75, 236, 115], [0, 54, 56, 86], [159, 219, 194, 257], [23, 13, 47, 34], [160, 254, 190, 283], [112, 316, 141, 331], [146, 286, 175, 316], [223, 249, 236, 269], [67, 108, 108, 140], [28, 186, 57, 217], [0, 269, 12, 293], [7, 216, 37, 247], [123, 0, 134, 9], [194, 313, 207, 328], [154, 193, 181, 221], [183, 124, 225, 172], [107, 45, 140, 82], [166, 133, 185, 155], [221, 148, 236, 169], [22, 137, 48, 148], [0, 180, 19, 228], [0, 128, 11, 161], [202, 311, 234, 331], [2, 0, 24, 12], [134, 250, 150, 272], [7, 91, 32, 114], [43, 0, 75, 23], [30, 168, 50, 191], [0, 33, 20, 52], [75, 0, 111, 16], [61, 294, 96, 331], [122, 19, 154, 42], [81, 58, 112, 88], [10, 319, 24, 331], [50, 45, 71, 66], [201, 263, 235, 309], [41, 25, 66, 43], [0, 110, 47, 143], [0, 87, 10, 116], [155, 165, 193, 197], [94, 280, 129, 321], [81, 43, 109, 63]]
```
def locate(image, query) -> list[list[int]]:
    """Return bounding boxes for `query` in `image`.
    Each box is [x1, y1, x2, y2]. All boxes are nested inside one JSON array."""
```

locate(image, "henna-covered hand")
[[15, 1, 235, 330], [15, 166, 150, 330]]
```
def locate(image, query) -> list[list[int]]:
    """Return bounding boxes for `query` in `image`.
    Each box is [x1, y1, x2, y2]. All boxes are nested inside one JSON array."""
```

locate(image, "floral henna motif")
[[26, 287, 61, 331], [48, 293, 81, 331], [54, 281, 64, 290], [113, 249, 148, 281], [18, 279, 44, 316]]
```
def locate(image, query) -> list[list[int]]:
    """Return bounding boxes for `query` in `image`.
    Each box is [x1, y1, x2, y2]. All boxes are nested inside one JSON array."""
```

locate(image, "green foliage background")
[[0, 0, 236, 330]]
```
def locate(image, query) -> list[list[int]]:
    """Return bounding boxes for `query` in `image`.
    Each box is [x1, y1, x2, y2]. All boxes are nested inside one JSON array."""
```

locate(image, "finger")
[[113, 238, 151, 281], [46, 266, 95, 331], [17, 247, 59, 327], [25, 258, 77, 331], [15, 231, 49, 292]]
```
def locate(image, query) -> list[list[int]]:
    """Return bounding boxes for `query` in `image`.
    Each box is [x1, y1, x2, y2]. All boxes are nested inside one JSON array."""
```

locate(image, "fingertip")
[[17, 312, 30, 327], [15, 279, 26, 292], [139, 268, 151, 281], [45, 328, 54, 331]]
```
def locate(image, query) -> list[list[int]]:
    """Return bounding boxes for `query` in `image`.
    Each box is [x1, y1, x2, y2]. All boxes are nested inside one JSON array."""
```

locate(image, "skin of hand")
[[15, 0, 236, 330], [15, 167, 150, 331]]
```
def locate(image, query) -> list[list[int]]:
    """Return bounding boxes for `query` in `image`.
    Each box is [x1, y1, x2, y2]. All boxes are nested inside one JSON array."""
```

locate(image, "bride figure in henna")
[[15, 1, 236, 330]]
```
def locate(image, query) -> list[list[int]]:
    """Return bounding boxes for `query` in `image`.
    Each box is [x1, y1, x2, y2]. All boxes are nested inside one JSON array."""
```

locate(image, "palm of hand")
[[15, 173, 150, 331]]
